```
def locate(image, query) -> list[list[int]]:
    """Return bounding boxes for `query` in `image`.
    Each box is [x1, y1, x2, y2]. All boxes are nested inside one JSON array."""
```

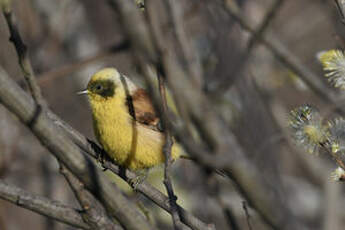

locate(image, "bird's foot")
[[129, 169, 149, 190], [87, 139, 108, 170]]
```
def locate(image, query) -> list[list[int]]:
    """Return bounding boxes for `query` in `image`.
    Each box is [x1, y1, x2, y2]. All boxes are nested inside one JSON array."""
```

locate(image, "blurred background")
[[0, 0, 344, 229]]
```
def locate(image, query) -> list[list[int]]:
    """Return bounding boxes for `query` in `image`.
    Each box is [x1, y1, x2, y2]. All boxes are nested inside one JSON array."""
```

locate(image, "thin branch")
[[213, 0, 285, 96], [146, 1, 202, 142], [247, 0, 285, 49], [37, 40, 129, 86], [335, 0, 345, 24], [221, 0, 345, 117], [221, 203, 240, 230], [107, 0, 306, 229], [0, 65, 211, 230], [101, 153, 213, 230], [50, 114, 213, 230], [164, 0, 203, 88], [207, 175, 240, 230], [242, 201, 253, 230], [105, 3, 215, 229], [107, 0, 157, 63], [59, 163, 122, 230], [323, 180, 341, 230], [1, 1, 45, 106], [158, 75, 184, 230], [0, 179, 90, 229], [1, 2, 155, 229], [317, 141, 345, 172], [0, 66, 155, 230]]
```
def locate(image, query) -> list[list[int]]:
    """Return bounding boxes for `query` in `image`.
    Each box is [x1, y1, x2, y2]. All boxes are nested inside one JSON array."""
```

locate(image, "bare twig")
[[323, 180, 341, 230], [207, 175, 240, 230], [37, 40, 129, 86], [39, 155, 56, 230], [214, 0, 285, 96], [0, 179, 90, 229], [164, 0, 203, 88], [1, 3, 154, 229], [59, 163, 122, 230], [107, 0, 157, 63], [1, 2, 156, 229], [66, 125, 213, 230], [247, 0, 285, 49], [48, 108, 213, 230], [1, 1, 44, 106], [106, 3, 216, 229], [242, 201, 253, 230], [0, 66, 155, 230], [59, 88, 211, 229], [107, 0, 306, 229], [222, 0, 345, 117], [335, 0, 345, 24], [158, 75, 184, 230], [221, 204, 240, 230], [318, 142, 345, 172], [0, 64, 211, 230], [146, 1, 197, 142]]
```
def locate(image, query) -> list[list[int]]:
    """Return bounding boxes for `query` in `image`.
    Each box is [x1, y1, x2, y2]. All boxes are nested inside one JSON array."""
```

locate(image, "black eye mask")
[[90, 79, 115, 98]]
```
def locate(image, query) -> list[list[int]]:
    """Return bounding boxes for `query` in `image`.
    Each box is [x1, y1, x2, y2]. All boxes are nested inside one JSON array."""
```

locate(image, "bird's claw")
[[129, 170, 148, 190]]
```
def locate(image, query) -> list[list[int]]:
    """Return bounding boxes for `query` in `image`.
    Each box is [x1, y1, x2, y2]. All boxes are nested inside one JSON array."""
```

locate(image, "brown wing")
[[126, 88, 161, 131]]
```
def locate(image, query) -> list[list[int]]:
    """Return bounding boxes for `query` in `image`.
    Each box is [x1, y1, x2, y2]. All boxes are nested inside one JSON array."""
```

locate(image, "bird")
[[79, 68, 181, 171]]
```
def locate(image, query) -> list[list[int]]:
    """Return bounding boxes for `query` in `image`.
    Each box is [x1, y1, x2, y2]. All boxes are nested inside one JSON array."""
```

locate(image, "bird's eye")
[[95, 84, 103, 91]]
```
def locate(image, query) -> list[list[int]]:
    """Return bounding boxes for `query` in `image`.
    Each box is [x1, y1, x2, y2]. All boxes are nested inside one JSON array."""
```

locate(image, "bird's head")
[[79, 68, 137, 103]]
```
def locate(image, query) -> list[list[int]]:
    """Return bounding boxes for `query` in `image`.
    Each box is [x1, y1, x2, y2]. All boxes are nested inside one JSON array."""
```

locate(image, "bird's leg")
[[98, 151, 106, 169], [87, 139, 106, 164], [95, 148, 108, 171], [130, 169, 149, 190]]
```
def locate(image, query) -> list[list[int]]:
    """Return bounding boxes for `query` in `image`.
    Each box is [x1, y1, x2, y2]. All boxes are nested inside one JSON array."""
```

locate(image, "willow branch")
[[247, 0, 285, 49], [0, 179, 90, 229], [242, 201, 253, 230], [50, 109, 213, 230], [164, 0, 203, 88], [158, 75, 184, 230], [335, 0, 345, 24], [222, 0, 345, 115], [0, 66, 155, 230], [212, 0, 285, 93], [59, 164, 122, 230], [105, 2, 213, 229], [0, 65, 210, 230], [1, 0, 44, 106], [37, 40, 129, 86], [108, 0, 306, 229], [1, 2, 154, 229], [216, 0, 286, 93]]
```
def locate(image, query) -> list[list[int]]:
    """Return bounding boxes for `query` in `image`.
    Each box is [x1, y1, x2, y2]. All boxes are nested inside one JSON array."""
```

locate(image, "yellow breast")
[[89, 93, 180, 170]]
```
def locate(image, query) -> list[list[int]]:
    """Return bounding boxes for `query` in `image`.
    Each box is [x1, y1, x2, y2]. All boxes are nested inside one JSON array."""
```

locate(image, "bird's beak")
[[77, 89, 88, 95]]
